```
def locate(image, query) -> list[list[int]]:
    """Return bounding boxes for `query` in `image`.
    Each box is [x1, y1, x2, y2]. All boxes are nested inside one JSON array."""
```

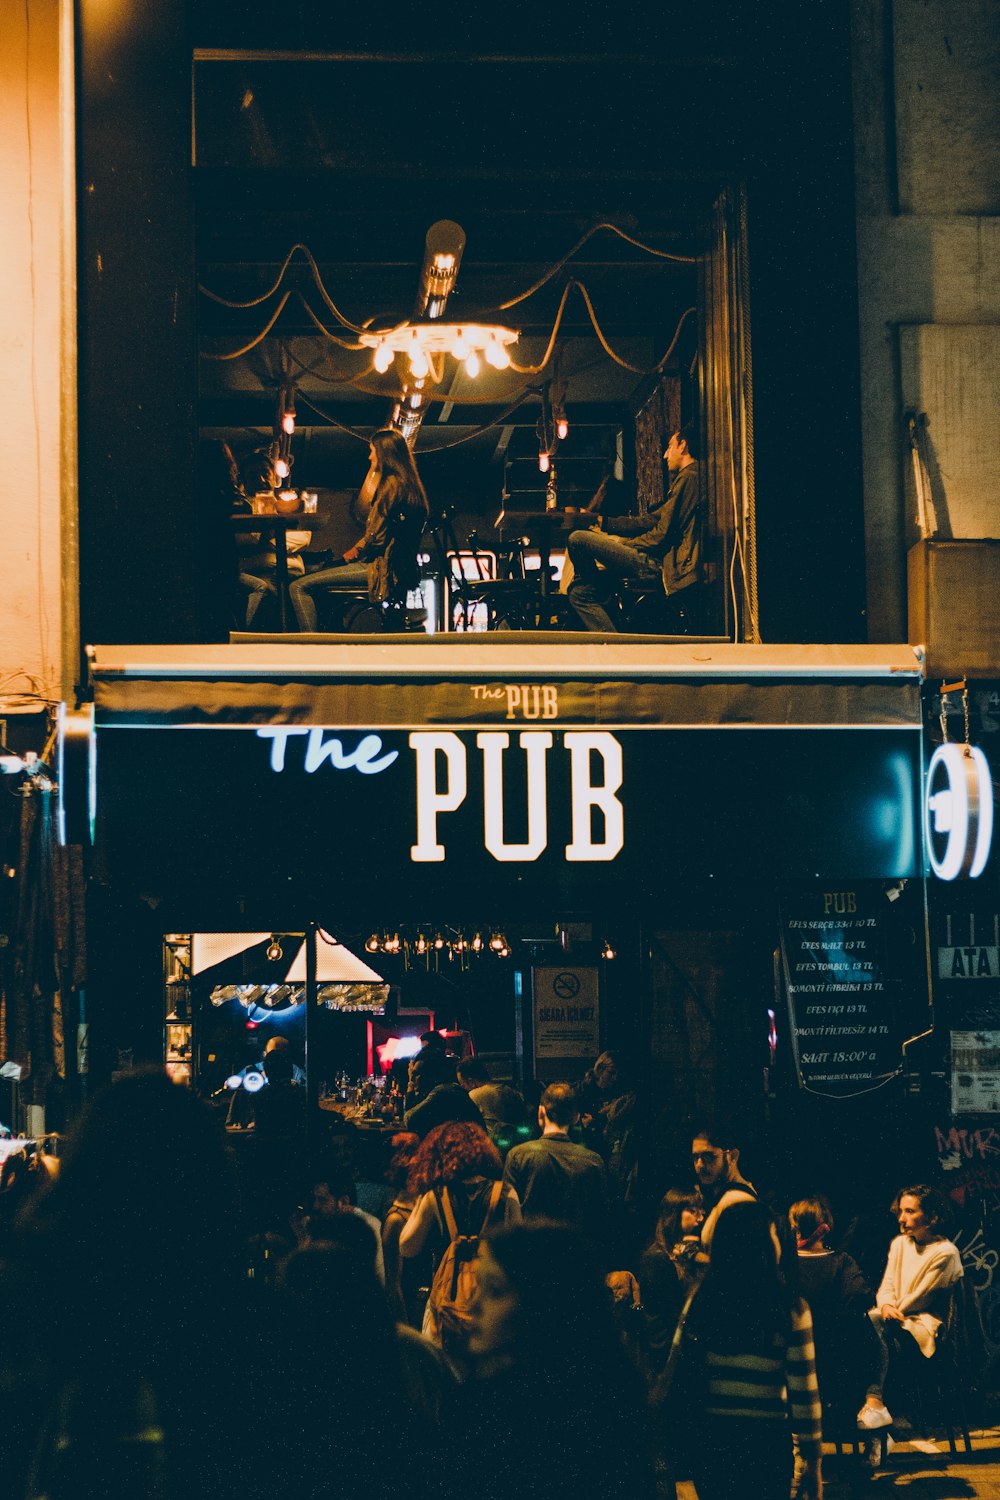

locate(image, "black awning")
[[89, 641, 923, 730]]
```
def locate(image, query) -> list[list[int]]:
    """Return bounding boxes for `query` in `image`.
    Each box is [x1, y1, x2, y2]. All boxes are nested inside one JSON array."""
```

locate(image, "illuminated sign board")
[[924, 743, 993, 880], [92, 725, 921, 920]]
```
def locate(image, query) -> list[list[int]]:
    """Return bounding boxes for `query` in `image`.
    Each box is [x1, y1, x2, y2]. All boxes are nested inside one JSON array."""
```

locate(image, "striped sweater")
[[701, 1298, 823, 1455]]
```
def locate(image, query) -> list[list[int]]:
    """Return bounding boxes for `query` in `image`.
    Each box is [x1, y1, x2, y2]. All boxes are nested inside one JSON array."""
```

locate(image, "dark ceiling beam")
[[199, 398, 630, 429], [194, 49, 743, 67]]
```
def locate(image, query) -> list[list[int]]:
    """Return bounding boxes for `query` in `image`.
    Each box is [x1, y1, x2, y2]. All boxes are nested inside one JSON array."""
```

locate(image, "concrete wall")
[[0, 1, 74, 704], [852, 0, 1000, 642]]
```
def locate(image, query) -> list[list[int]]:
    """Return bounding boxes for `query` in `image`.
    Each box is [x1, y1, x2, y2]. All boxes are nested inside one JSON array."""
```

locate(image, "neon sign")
[[410, 730, 624, 864], [257, 725, 626, 865], [924, 743, 993, 880], [257, 727, 397, 774]]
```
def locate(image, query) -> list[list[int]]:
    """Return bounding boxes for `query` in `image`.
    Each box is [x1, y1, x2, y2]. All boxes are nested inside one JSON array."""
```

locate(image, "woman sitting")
[[859, 1183, 963, 1433], [290, 426, 429, 630]]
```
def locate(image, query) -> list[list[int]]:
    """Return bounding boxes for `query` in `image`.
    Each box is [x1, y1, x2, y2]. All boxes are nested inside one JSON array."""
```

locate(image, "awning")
[[88, 641, 924, 730]]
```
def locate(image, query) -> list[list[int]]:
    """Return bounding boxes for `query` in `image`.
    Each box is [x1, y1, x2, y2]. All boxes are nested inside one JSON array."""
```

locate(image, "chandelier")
[[359, 315, 519, 380]]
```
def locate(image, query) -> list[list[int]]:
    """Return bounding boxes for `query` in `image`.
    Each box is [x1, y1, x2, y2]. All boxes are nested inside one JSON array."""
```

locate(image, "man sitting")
[[858, 1183, 963, 1432], [566, 425, 701, 633]]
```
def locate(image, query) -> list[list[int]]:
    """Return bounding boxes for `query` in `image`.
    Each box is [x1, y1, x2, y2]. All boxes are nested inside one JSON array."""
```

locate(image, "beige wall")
[[0, 1, 73, 704], [853, 0, 1000, 642]]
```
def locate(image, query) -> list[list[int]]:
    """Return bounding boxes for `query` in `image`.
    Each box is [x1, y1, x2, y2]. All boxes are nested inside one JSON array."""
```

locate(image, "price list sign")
[[780, 885, 898, 1095]]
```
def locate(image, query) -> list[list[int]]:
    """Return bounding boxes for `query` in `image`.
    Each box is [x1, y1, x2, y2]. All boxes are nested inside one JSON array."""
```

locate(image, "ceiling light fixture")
[[359, 317, 518, 380]]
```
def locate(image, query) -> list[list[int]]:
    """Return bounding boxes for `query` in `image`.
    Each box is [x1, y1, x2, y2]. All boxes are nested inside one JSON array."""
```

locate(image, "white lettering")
[[258, 726, 397, 775], [477, 731, 551, 862], [564, 732, 624, 861], [410, 732, 467, 862], [257, 727, 309, 772], [304, 729, 397, 774]]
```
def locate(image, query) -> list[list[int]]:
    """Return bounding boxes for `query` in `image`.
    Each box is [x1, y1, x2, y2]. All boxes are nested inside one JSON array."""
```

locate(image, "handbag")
[[652, 1286, 705, 1468]]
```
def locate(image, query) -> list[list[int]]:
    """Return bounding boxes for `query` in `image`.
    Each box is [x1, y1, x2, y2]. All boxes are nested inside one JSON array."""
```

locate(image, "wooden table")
[[231, 511, 318, 632]]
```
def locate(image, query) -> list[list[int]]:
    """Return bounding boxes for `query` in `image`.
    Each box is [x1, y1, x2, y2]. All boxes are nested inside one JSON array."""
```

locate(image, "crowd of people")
[[0, 1053, 972, 1500]]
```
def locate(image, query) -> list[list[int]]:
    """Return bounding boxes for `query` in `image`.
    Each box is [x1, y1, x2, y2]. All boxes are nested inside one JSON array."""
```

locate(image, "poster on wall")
[[951, 1031, 1000, 1115], [779, 883, 903, 1096], [532, 967, 600, 1077]]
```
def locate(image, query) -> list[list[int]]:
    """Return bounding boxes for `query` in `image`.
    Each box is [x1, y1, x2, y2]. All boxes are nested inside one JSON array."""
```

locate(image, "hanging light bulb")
[[538, 451, 550, 474], [415, 932, 428, 955], [465, 350, 481, 378], [489, 931, 505, 952], [274, 457, 290, 480], [434, 932, 446, 950], [453, 934, 465, 953], [450, 329, 470, 360], [282, 409, 296, 436], [557, 416, 569, 441], [484, 339, 507, 370], [498, 943, 511, 958], [373, 343, 394, 374], [601, 939, 616, 961], [471, 932, 484, 953], [409, 349, 429, 379], [388, 932, 402, 954], [365, 933, 380, 953]]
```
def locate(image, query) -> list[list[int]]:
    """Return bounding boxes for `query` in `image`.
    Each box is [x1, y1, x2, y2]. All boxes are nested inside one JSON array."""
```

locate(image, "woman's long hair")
[[687, 1199, 793, 1354], [408, 1120, 502, 1193], [650, 1187, 702, 1254], [371, 427, 429, 518]]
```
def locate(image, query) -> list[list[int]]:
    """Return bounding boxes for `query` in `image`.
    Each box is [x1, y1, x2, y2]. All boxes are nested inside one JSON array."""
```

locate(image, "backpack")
[[422, 1180, 504, 1359]]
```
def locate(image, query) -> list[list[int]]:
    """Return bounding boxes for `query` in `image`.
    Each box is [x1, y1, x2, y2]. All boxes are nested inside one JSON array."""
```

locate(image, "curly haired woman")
[[398, 1122, 521, 1360]]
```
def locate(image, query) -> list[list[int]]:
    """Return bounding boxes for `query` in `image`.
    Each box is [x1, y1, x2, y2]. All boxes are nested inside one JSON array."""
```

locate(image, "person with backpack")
[[398, 1121, 521, 1371]]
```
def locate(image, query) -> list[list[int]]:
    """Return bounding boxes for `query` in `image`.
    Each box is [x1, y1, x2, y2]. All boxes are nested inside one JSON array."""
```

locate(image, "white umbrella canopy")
[[192, 931, 388, 1011], [191, 931, 383, 981]]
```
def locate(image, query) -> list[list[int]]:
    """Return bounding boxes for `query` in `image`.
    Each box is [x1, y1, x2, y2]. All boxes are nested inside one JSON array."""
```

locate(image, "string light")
[[365, 926, 512, 967], [600, 939, 616, 960]]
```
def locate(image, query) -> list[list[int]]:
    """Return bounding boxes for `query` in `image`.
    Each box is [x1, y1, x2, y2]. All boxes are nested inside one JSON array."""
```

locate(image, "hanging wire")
[[295, 392, 371, 443], [200, 291, 294, 360], [411, 390, 535, 452], [498, 221, 697, 310], [506, 281, 577, 374], [297, 387, 537, 452], [574, 285, 697, 374], [198, 242, 373, 334], [294, 292, 369, 350], [283, 345, 352, 385]]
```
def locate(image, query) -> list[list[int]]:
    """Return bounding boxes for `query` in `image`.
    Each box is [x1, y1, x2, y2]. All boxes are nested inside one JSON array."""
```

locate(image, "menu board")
[[780, 885, 899, 1095]]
